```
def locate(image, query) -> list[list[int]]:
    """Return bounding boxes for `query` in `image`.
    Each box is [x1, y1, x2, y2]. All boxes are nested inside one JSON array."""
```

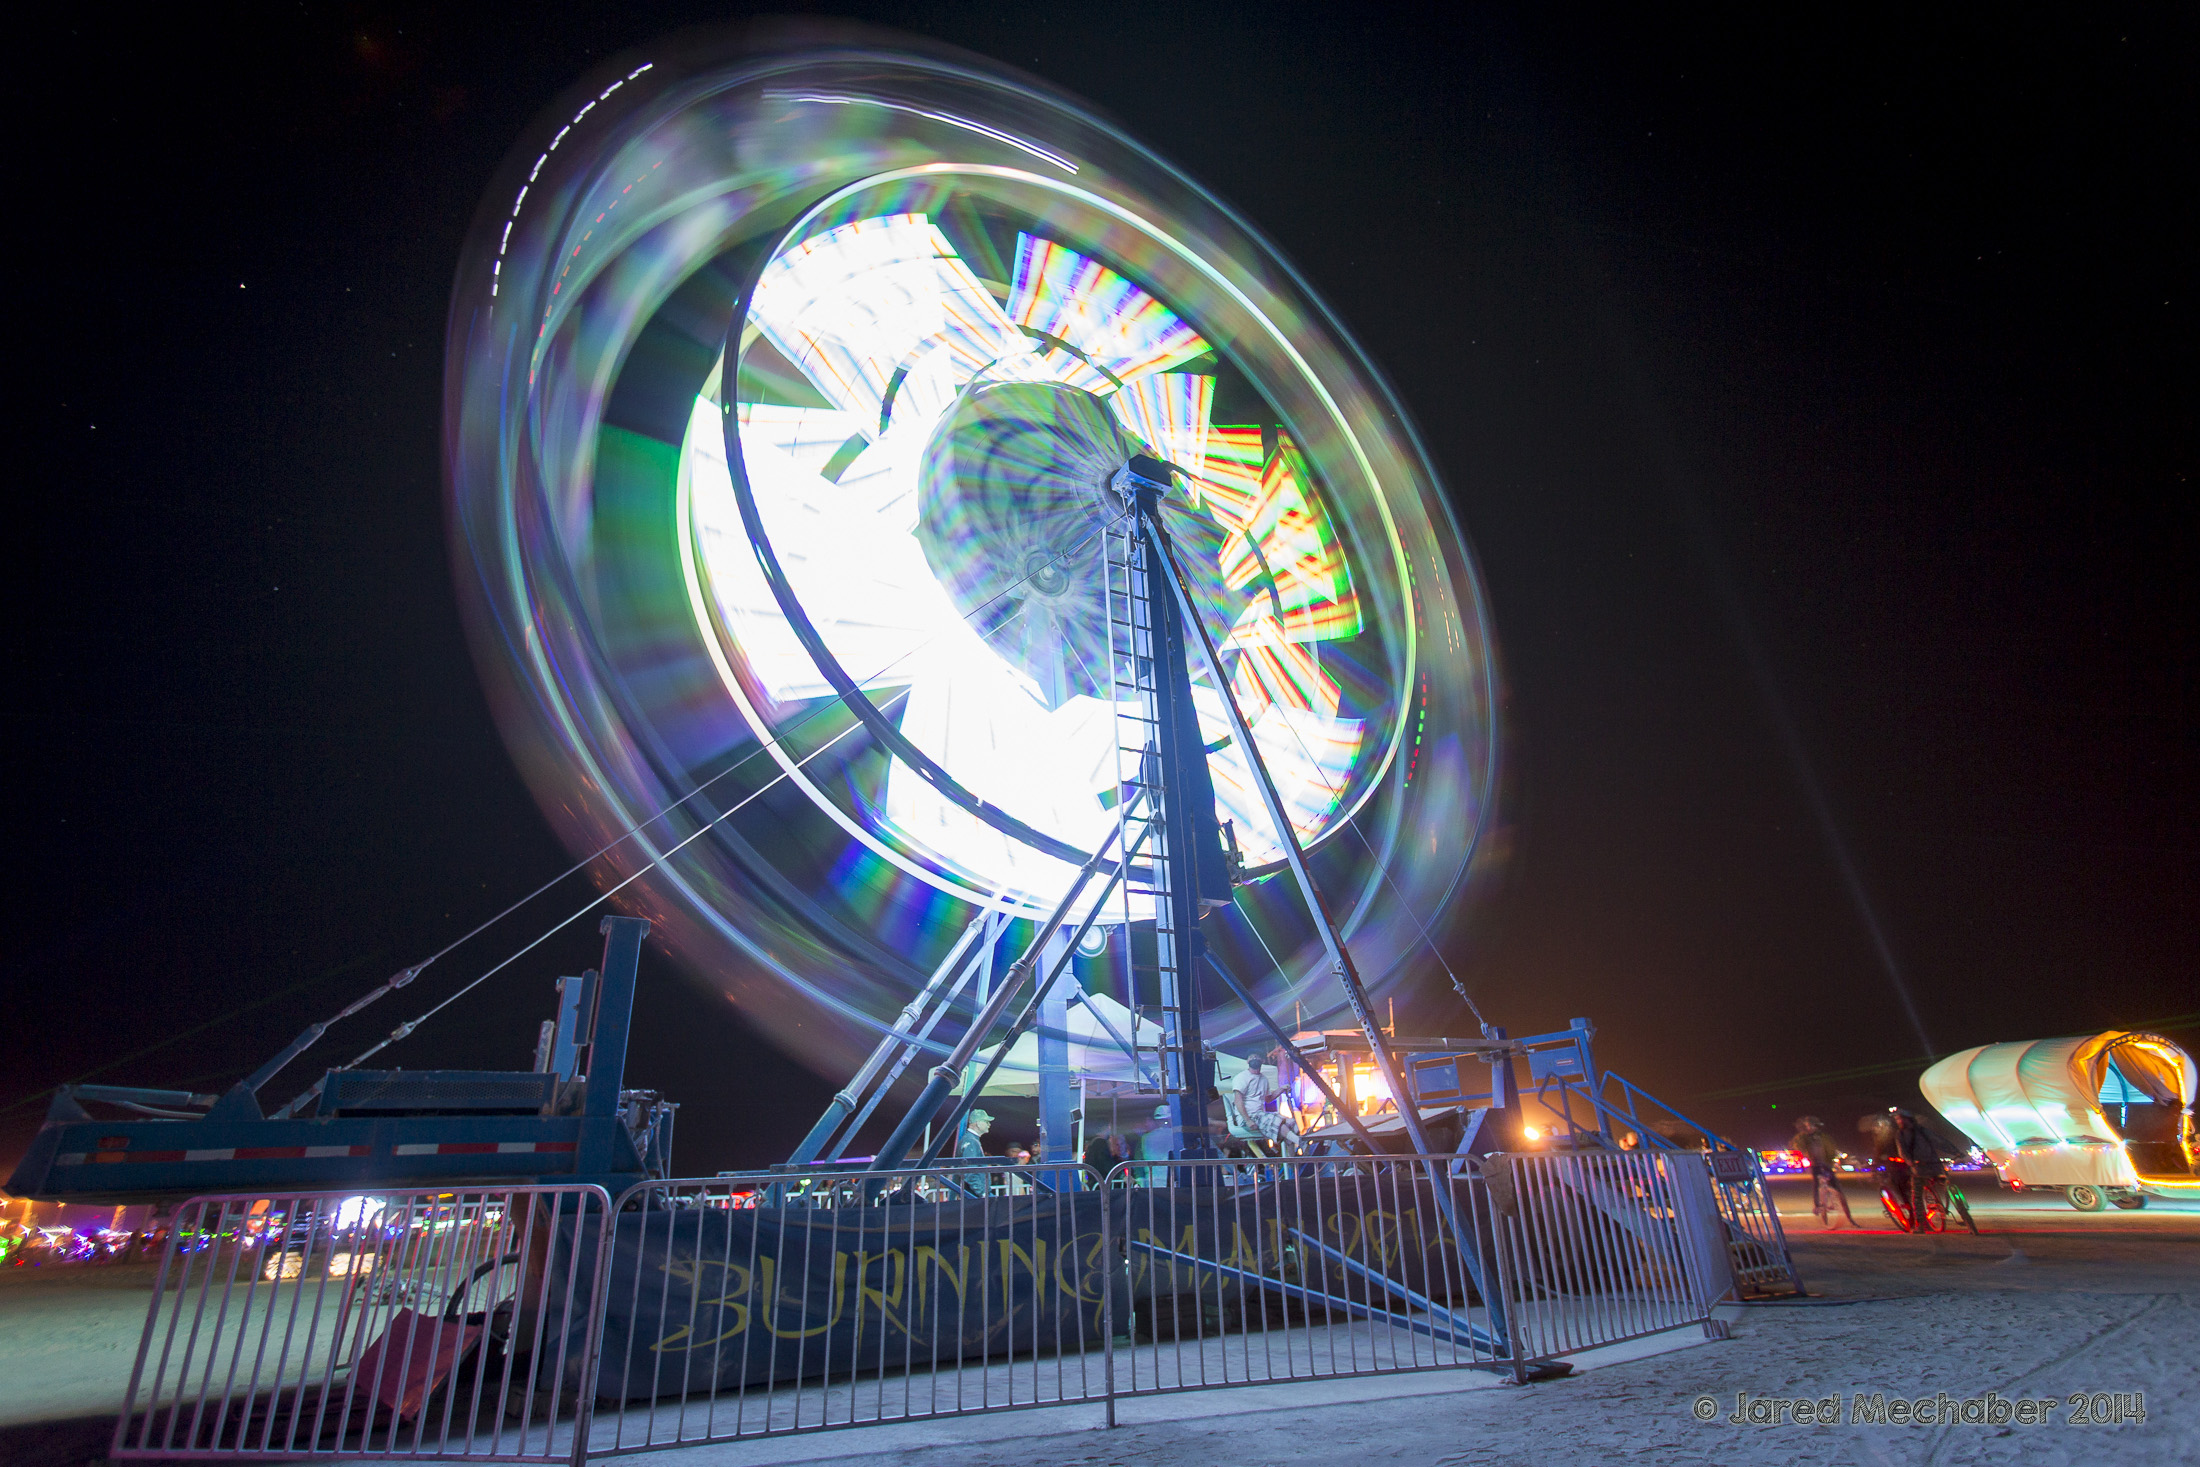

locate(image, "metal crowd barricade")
[[1572, 1065, 1805, 1300], [1705, 1149, 1806, 1295], [1482, 1151, 1733, 1361], [1105, 1155, 1513, 1402], [113, 1186, 612, 1464], [587, 1164, 1108, 1450], [583, 1150, 1739, 1454], [111, 1155, 1757, 1461]]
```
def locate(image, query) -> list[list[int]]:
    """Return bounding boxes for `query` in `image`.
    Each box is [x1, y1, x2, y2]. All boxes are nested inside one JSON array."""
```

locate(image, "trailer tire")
[[2066, 1184, 2105, 1212]]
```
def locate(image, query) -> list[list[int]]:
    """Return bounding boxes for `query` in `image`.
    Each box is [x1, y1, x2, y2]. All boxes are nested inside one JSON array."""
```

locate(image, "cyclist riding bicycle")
[[1794, 1115, 1857, 1226], [1892, 1109, 1942, 1175], [1873, 1108, 1976, 1233], [1861, 1110, 1904, 1186]]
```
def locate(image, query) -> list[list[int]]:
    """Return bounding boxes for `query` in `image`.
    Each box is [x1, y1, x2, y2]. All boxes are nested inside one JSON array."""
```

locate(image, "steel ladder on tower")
[[1100, 514, 1199, 1110]]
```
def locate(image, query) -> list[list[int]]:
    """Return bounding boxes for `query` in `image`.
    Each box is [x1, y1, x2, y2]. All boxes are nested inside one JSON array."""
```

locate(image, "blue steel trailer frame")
[[7, 917, 661, 1203]]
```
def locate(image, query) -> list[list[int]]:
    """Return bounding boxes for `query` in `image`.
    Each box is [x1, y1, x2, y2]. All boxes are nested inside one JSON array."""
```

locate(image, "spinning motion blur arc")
[[444, 29, 1501, 1076]]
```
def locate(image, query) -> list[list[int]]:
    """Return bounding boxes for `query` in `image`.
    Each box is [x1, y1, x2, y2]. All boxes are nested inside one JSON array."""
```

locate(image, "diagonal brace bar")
[[1200, 952, 1383, 1154], [1287, 1227, 1501, 1351], [869, 792, 1146, 1171], [1140, 503, 1432, 1155], [788, 908, 998, 1165], [1125, 1239, 1508, 1359], [917, 817, 1155, 1166]]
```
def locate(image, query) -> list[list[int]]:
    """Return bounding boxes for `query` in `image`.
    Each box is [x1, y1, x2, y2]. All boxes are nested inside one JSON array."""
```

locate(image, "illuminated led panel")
[[1110, 373, 1213, 480], [1196, 425, 1266, 519], [1224, 610, 1347, 720], [1005, 237, 1209, 382], [1215, 435, 1361, 644], [748, 213, 1037, 423]]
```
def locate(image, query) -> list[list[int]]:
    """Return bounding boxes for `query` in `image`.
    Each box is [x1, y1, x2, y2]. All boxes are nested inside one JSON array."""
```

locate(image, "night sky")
[[11, 6, 2192, 1174]]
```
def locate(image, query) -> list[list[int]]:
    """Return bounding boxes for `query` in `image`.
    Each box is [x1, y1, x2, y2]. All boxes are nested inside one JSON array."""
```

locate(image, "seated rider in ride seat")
[[1230, 1049, 1302, 1156]]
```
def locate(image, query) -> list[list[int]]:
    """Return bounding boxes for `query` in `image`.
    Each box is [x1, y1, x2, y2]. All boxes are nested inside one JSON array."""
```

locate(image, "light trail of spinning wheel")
[[444, 46, 1500, 1083]]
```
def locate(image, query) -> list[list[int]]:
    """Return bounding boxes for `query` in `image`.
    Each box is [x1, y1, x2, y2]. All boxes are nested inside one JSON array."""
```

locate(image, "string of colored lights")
[[492, 62, 656, 302]]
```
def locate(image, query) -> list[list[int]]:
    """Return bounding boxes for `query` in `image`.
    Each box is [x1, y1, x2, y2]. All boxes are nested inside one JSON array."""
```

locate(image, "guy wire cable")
[[309, 519, 1116, 1078]]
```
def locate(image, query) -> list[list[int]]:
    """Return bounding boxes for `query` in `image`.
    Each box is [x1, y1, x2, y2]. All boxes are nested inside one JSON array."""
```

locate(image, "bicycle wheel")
[[1918, 1179, 1947, 1234], [1949, 1186, 1980, 1235]]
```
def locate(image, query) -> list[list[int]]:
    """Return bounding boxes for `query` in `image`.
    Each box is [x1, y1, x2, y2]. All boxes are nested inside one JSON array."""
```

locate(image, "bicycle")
[[1877, 1165, 1979, 1234]]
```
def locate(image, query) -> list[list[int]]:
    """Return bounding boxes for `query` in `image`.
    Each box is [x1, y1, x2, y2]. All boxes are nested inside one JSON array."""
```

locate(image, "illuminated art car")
[[1918, 1031, 2199, 1212]]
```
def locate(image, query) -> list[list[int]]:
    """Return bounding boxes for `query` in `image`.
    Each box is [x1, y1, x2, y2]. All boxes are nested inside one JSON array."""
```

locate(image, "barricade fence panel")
[[1705, 1149, 1806, 1295], [1482, 1151, 1730, 1361], [580, 1152, 1727, 1454], [109, 1155, 1752, 1461], [1105, 1156, 1511, 1399], [113, 1185, 612, 1464], [589, 1165, 1107, 1450]]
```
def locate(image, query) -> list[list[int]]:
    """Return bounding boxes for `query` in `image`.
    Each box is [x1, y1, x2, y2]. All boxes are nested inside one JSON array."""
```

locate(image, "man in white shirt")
[[1230, 1049, 1301, 1155]]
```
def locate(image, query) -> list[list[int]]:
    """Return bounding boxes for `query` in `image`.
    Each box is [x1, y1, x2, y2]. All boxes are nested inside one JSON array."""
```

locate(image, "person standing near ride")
[[1793, 1115, 1856, 1226], [958, 1108, 995, 1159], [1082, 1131, 1124, 1185]]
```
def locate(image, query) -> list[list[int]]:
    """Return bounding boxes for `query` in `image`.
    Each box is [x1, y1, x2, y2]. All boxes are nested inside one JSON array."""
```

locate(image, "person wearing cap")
[[958, 1108, 995, 1159], [1148, 1103, 1174, 1156], [1793, 1115, 1854, 1227]]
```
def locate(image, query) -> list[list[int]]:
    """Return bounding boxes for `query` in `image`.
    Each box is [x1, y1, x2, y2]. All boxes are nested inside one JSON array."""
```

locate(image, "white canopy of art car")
[[1919, 1032, 2198, 1191], [971, 993, 1253, 1098]]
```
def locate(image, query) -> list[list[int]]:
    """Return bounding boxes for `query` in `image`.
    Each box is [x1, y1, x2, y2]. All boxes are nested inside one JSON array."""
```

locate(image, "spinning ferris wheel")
[[444, 28, 1500, 1139]]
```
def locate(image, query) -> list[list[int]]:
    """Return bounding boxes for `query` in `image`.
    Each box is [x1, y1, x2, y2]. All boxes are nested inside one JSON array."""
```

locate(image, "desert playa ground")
[[1, 1178, 2192, 1467]]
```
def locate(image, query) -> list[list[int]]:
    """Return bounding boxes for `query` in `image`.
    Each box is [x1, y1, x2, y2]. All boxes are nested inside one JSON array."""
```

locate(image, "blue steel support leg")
[[1570, 1018, 1608, 1139], [575, 916, 650, 1183], [786, 911, 996, 1166], [1037, 927, 1076, 1167], [868, 821, 1132, 1172]]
